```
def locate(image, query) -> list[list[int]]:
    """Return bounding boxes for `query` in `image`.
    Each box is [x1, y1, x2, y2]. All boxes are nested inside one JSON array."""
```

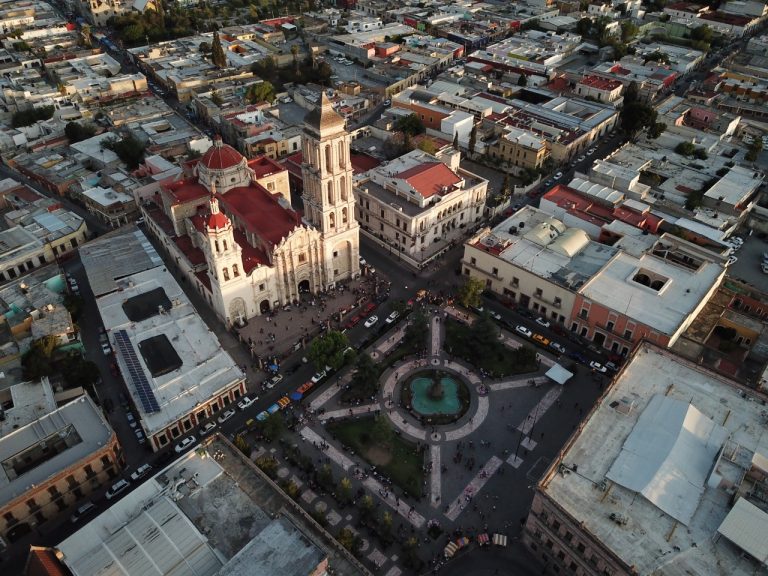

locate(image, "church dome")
[[200, 136, 245, 171]]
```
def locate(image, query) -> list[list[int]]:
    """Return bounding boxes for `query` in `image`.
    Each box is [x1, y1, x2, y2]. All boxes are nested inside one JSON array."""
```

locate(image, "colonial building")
[[143, 93, 360, 324]]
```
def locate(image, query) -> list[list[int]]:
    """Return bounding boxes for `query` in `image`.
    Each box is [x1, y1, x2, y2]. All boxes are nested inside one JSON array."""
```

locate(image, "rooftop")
[[57, 435, 368, 576], [82, 185, 134, 208], [579, 247, 725, 336], [0, 394, 113, 509], [95, 267, 244, 435], [541, 343, 768, 575]]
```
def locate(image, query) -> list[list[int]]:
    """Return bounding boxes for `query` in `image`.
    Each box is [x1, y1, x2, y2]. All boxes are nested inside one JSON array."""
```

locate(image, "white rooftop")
[[717, 497, 768, 566], [82, 185, 134, 207], [542, 344, 768, 576], [703, 165, 763, 207], [579, 250, 725, 336], [96, 268, 244, 436], [567, 176, 626, 204], [0, 379, 57, 437], [0, 394, 113, 508]]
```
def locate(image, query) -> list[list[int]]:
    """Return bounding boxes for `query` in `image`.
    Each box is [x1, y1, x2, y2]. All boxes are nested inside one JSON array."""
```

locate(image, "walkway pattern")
[[517, 387, 563, 436], [299, 427, 355, 471], [430, 444, 441, 508], [430, 314, 441, 356], [444, 456, 503, 521], [320, 404, 379, 422], [489, 375, 549, 392], [371, 324, 410, 359], [362, 476, 426, 528]]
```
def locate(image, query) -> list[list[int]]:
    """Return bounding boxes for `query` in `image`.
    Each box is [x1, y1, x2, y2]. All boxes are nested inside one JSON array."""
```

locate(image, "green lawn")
[[327, 417, 425, 497], [444, 318, 538, 377]]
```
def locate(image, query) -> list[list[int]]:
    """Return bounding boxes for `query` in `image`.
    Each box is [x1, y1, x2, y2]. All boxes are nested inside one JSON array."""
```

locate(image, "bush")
[[12, 105, 54, 128]]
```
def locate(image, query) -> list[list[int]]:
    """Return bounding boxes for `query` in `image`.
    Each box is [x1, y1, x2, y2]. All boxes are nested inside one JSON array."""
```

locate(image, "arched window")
[[329, 212, 336, 228], [342, 207, 348, 224], [327, 180, 333, 204], [338, 141, 345, 167], [325, 144, 332, 172], [223, 267, 230, 281], [340, 175, 348, 201], [232, 264, 239, 277], [215, 240, 220, 253], [223, 240, 228, 251]]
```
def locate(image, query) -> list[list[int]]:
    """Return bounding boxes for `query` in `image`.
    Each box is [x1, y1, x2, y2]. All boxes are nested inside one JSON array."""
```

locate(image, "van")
[[105, 479, 130, 500], [70, 502, 96, 523]]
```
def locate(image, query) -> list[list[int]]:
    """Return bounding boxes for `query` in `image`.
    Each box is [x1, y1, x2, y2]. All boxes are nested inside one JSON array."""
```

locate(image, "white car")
[[589, 361, 608, 373], [101, 342, 111, 355], [217, 409, 236, 424], [174, 436, 197, 453], [105, 479, 130, 500], [359, 257, 367, 267], [266, 374, 283, 389], [761, 263, 768, 274], [726, 255, 738, 266], [237, 396, 256, 410], [311, 370, 327, 384], [515, 325, 532, 338], [200, 422, 217, 435], [554, 171, 563, 180], [385, 310, 400, 324], [577, 155, 586, 162], [549, 342, 566, 354], [364, 315, 379, 328], [130, 464, 152, 482], [535, 317, 551, 329], [489, 311, 502, 321]]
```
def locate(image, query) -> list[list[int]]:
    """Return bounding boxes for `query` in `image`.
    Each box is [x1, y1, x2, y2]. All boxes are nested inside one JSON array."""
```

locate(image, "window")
[[492, 267, 499, 276], [66, 475, 77, 489], [624, 330, 633, 340], [580, 309, 588, 319], [470, 257, 476, 265], [183, 419, 192, 431], [101, 455, 111, 468], [223, 268, 230, 281], [565, 531, 573, 542], [158, 433, 168, 446], [512, 276, 519, 286], [554, 297, 561, 307], [552, 520, 561, 531], [535, 288, 543, 298], [577, 543, 586, 554], [333, 250, 338, 258], [298, 253, 306, 263], [606, 321, 614, 332], [38, 255, 46, 265], [232, 264, 239, 277], [84, 465, 95, 478]]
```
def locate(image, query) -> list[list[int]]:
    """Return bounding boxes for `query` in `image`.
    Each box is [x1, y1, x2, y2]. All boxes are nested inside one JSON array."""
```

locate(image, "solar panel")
[[113, 329, 161, 413]]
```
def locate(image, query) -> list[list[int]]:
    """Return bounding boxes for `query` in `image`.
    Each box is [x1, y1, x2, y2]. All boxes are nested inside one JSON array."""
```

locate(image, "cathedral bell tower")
[[301, 92, 360, 284], [204, 186, 245, 323]]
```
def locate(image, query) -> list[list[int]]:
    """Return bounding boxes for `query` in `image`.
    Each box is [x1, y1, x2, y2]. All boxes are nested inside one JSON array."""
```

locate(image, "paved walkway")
[[361, 476, 426, 529], [371, 324, 409, 359], [490, 375, 549, 392], [430, 444, 441, 508], [444, 456, 503, 521], [430, 314, 442, 356], [517, 387, 563, 436], [299, 427, 355, 471], [320, 404, 379, 422]]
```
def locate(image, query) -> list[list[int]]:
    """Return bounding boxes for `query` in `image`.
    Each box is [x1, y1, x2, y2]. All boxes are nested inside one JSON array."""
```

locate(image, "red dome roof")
[[200, 137, 244, 170], [208, 211, 230, 230]]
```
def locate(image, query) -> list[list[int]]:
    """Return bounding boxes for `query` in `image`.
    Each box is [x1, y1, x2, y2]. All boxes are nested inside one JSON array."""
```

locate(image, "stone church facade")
[[142, 93, 360, 325]]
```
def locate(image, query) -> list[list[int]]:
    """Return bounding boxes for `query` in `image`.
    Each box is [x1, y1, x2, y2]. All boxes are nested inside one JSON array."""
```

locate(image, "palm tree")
[[291, 44, 299, 73]]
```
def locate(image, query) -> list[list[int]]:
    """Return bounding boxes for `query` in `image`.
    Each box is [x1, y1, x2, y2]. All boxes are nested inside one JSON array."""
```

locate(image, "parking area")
[[726, 231, 768, 288]]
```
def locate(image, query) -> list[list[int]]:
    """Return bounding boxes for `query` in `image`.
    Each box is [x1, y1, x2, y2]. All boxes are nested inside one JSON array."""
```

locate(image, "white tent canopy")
[[606, 394, 728, 525], [718, 497, 768, 565], [545, 364, 574, 385]]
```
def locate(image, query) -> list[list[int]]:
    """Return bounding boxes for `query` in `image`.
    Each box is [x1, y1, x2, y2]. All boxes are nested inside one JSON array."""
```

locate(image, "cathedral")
[[145, 93, 360, 325]]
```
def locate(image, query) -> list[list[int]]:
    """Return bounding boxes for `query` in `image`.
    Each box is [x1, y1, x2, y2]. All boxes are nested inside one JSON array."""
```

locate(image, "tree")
[[468, 124, 477, 155], [351, 352, 379, 391], [458, 276, 485, 309], [371, 415, 393, 447], [380, 511, 393, 537], [517, 73, 527, 87], [211, 31, 226, 68], [647, 121, 667, 140], [417, 138, 437, 155], [102, 132, 146, 169], [338, 477, 352, 503], [675, 142, 696, 156], [291, 44, 299, 72], [337, 527, 356, 551], [643, 51, 670, 65], [262, 412, 284, 441], [12, 105, 55, 128], [620, 101, 657, 140], [452, 132, 459, 150], [746, 139, 763, 162], [469, 315, 500, 352], [245, 81, 275, 104], [620, 21, 638, 42], [198, 41, 211, 53], [255, 455, 278, 478], [690, 24, 713, 44], [308, 330, 349, 371], [403, 310, 429, 351], [317, 463, 334, 488], [576, 18, 591, 37], [211, 90, 224, 106], [359, 494, 375, 519], [625, 80, 639, 104], [395, 113, 425, 136], [64, 121, 96, 143]]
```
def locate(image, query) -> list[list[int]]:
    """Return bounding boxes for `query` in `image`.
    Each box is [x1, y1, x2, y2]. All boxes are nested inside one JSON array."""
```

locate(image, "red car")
[[363, 303, 377, 316], [345, 315, 362, 329]]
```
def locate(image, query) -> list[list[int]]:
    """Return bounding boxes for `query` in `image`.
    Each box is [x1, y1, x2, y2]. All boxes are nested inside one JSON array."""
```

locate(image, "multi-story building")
[[142, 94, 360, 322], [355, 148, 488, 266], [81, 231, 247, 452], [80, 185, 139, 229], [524, 342, 768, 576], [487, 126, 550, 173], [574, 76, 624, 105], [0, 388, 122, 547]]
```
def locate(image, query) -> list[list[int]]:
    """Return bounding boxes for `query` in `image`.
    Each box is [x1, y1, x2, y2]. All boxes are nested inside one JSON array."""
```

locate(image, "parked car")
[[589, 361, 608, 373], [535, 317, 551, 329], [311, 369, 328, 384], [344, 315, 362, 329], [515, 325, 532, 338], [101, 342, 111, 355], [266, 374, 283, 389], [126, 412, 137, 428], [200, 422, 217, 435], [577, 155, 586, 162], [174, 436, 197, 453], [385, 310, 400, 324], [554, 171, 563, 180], [568, 351, 588, 364], [364, 315, 379, 328], [549, 342, 566, 354], [237, 396, 256, 410], [727, 255, 738, 266], [70, 502, 97, 523], [130, 464, 152, 482], [134, 429, 146, 444], [363, 303, 377, 316], [105, 479, 130, 500], [218, 409, 236, 424], [489, 310, 502, 321]]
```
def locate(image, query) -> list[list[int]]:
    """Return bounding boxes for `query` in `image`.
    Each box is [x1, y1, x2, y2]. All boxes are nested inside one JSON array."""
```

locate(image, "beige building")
[[143, 93, 360, 324], [461, 207, 618, 325], [524, 343, 768, 576], [81, 185, 139, 229], [0, 389, 122, 546], [354, 148, 488, 266], [487, 126, 549, 174]]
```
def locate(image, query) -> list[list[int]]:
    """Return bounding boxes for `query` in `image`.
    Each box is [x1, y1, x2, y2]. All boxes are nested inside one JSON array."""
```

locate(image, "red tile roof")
[[234, 228, 269, 273], [146, 204, 176, 236], [173, 235, 207, 266], [248, 155, 286, 179], [208, 210, 230, 230], [24, 547, 69, 576], [200, 137, 245, 170], [395, 162, 462, 198], [164, 179, 209, 204], [221, 183, 300, 246], [579, 75, 623, 91]]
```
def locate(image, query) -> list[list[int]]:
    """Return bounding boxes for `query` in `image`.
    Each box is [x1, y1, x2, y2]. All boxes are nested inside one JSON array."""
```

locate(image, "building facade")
[[144, 94, 360, 324]]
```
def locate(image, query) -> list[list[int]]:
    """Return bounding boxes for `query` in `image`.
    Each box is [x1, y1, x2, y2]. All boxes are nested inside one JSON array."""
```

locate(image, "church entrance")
[[259, 299, 271, 314], [298, 279, 311, 294]]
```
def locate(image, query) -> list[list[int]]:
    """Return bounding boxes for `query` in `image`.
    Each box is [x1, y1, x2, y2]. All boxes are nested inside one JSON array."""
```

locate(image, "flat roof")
[[58, 436, 366, 576], [541, 344, 768, 576], [0, 379, 57, 437], [704, 165, 763, 206], [79, 227, 164, 297], [579, 251, 724, 335], [95, 268, 244, 435], [0, 394, 113, 508]]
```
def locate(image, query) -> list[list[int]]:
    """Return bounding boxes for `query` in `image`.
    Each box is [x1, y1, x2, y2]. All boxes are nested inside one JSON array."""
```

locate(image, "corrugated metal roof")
[[717, 498, 768, 565]]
